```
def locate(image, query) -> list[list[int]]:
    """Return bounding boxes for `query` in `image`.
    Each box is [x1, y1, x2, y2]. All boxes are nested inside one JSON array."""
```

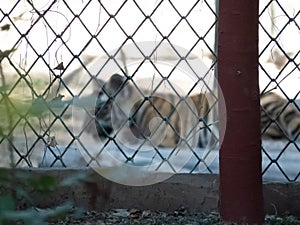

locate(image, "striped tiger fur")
[[93, 74, 300, 148], [94, 74, 213, 148], [260, 91, 300, 141]]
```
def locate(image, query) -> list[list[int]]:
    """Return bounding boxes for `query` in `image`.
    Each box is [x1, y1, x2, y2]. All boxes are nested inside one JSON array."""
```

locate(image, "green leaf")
[[0, 195, 15, 211], [28, 175, 58, 194], [29, 97, 48, 116], [0, 48, 16, 61], [1, 24, 10, 31], [29, 95, 69, 117], [1, 203, 76, 225], [72, 95, 97, 109], [48, 94, 66, 109], [59, 172, 89, 187], [0, 85, 10, 93]]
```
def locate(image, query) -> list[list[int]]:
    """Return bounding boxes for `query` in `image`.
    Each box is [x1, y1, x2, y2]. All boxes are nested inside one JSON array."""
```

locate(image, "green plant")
[[265, 215, 300, 225], [0, 169, 83, 225]]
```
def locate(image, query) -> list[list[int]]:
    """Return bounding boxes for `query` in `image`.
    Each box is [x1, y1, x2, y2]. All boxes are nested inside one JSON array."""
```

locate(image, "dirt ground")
[[50, 208, 300, 225], [50, 209, 229, 225]]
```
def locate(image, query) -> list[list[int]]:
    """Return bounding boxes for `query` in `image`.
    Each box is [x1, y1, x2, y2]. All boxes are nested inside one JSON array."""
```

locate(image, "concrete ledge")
[[1, 168, 299, 217], [263, 182, 300, 216]]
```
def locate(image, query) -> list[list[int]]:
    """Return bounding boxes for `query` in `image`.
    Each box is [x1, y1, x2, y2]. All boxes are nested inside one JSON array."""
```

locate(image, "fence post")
[[217, 0, 264, 224]]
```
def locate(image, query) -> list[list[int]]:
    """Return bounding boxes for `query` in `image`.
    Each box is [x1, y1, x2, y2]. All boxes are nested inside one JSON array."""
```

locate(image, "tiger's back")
[[260, 92, 300, 141]]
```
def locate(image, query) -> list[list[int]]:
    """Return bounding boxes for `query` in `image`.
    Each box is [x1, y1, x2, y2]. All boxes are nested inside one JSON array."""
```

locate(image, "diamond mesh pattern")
[[0, 0, 299, 182], [259, 0, 300, 181]]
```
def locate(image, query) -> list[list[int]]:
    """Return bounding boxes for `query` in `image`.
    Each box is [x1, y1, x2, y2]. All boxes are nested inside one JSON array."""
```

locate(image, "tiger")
[[94, 74, 215, 149], [260, 91, 300, 141], [92, 74, 300, 148]]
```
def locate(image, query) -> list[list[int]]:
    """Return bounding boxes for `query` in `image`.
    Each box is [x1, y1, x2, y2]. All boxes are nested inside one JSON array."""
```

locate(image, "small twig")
[[271, 203, 278, 216], [0, 62, 15, 167], [120, 49, 128, 76]]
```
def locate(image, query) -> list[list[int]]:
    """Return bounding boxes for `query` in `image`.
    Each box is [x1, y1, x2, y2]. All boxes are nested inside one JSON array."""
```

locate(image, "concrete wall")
[[1, 168, 299, 217]]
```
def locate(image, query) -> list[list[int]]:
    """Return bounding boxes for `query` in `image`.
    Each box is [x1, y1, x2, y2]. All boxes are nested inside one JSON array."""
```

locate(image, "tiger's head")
[[94, 74, 136, 141]]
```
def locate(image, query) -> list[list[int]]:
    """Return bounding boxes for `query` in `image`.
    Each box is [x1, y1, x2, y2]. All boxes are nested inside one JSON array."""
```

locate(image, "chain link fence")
[[259, 0, 300, 181], [0, 0, 299, 182]]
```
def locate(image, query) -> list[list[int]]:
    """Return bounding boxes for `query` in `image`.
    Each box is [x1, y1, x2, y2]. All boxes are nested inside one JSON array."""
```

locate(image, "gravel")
[[49, 208, 300, 225]]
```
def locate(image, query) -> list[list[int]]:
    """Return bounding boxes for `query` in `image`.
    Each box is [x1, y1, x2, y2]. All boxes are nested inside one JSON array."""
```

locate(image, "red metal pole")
[[218, 0, 264, 224]]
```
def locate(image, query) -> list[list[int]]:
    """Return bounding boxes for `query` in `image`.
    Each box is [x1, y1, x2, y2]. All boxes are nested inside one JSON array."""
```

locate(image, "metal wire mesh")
[[0, 0, 299, 182], [259, 0, 300, 181]]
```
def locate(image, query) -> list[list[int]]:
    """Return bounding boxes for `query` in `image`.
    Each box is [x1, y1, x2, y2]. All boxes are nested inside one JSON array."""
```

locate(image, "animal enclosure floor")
[[40, 139, 300, 182], [49, 209, 299, 225]]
